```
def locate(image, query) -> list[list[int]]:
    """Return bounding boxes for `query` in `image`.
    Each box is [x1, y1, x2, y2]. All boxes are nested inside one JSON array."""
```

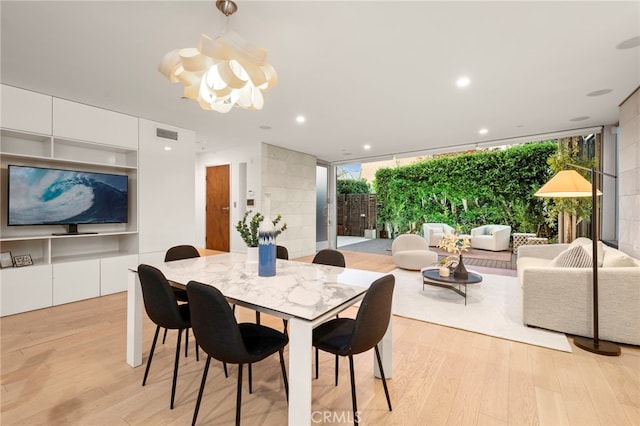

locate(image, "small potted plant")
[[236, 210, 287, 262]]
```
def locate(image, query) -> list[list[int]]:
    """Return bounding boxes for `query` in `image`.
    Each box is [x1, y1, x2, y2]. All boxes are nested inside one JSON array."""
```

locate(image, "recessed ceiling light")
[[479, 128, 488, 135], [616, 36, 640, 50], [363, 144, 371, 150], [570, 116, 590, 122], [295, 115, 306, 124], [456, 76, 471, 88], [164, 146, 172, 151], [586, 89, 612, 97]]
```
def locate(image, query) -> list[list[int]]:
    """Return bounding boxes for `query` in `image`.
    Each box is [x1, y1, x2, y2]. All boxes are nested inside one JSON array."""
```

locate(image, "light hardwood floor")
[[1, 251, 638, 425]]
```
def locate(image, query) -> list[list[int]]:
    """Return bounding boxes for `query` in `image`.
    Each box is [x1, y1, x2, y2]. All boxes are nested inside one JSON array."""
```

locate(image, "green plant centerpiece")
[[236, 210, 287, 247]]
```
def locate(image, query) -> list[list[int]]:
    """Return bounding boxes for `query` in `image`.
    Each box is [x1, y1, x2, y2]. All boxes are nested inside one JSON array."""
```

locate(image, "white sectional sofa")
[[517, 238, 640, 345]]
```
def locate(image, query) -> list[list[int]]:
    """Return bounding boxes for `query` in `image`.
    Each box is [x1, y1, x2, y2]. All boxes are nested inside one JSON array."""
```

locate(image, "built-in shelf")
[[1, 86, 140, 316]]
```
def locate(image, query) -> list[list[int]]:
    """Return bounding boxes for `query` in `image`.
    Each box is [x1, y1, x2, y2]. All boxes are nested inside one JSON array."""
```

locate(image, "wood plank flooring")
[[1, 251, 638, 425]]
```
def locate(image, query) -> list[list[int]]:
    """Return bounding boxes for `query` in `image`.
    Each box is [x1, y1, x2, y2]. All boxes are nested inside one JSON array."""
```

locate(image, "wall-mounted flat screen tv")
[[8, 164, 128, 232]]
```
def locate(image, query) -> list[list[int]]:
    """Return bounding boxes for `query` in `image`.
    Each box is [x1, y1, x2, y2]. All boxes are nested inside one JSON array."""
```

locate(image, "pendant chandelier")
[[158, 0, 277, 113]]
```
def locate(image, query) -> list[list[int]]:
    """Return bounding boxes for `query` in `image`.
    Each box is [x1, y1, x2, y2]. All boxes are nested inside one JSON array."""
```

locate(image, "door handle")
[[221, 206, 230, 211]]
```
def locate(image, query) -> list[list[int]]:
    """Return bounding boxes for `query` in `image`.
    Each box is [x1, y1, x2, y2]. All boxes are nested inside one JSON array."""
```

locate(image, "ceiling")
[[2, 1, 639, 163]]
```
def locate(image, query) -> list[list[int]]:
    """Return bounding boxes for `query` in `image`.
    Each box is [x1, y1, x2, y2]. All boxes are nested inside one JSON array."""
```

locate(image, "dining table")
[[126, 252, 392, 425]]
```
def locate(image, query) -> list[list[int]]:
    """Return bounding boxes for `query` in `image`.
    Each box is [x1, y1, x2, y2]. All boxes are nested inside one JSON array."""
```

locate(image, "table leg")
[[126, 271, 143, 367], [374, 317, 393, 379], [288, 318, 312, 425]]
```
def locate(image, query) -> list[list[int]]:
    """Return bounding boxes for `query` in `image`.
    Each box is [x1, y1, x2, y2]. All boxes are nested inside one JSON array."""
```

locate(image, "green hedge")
[[373, 142, 557, 236], [337, 179, 372, 194]]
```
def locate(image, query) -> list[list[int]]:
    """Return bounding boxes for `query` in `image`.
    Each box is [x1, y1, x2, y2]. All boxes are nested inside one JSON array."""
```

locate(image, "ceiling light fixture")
[[456, 76, 471, 88], [295, 115, 306, 124], [479, 128, 488, 135], [158, 0, 277, 113]]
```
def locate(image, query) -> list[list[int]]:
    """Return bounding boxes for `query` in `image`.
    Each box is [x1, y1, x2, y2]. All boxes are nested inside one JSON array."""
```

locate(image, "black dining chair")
[[312, 249, 346, 268], [312, 248, 347, 379], [313, 274, 395, 425], [138, 264, 198, 409], [163, 245, 200, 347], [186, 281, 289, 426], [276, 245, 289, 260]]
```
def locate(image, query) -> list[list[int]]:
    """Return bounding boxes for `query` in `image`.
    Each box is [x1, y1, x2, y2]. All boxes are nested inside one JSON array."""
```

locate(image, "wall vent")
[[156, 128, 178, 141]]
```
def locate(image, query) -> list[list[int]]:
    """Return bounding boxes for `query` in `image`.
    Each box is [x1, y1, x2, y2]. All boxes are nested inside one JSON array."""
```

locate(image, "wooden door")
[[206, 165, 230, 251]]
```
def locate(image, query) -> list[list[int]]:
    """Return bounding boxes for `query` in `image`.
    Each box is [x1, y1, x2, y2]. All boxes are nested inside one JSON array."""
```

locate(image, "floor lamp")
[[535, 164, 620, 356]]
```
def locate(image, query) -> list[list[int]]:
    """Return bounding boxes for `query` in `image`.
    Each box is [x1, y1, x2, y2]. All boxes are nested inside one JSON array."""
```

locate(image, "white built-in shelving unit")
[[0, 85, 140, 316]]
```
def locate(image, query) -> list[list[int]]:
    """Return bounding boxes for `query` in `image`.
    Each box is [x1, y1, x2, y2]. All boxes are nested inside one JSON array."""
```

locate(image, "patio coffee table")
[[422, 268, 482, 305]]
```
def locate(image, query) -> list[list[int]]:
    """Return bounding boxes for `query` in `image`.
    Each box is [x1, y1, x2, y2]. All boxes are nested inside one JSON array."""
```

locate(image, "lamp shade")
[[534, 170, 602, 198], [158, 30, 276, 113]]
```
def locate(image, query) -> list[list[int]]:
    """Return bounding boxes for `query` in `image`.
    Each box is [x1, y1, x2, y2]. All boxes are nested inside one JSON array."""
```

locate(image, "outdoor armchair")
[[422, 223, 455, 246]]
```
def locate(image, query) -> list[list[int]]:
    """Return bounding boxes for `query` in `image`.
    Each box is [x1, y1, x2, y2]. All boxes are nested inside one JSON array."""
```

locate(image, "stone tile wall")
[[262, 143, 317, 259], [618, 88, 640, 259]]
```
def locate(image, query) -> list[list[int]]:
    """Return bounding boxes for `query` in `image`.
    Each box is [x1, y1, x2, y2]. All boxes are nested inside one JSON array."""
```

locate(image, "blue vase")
[[258, 229, 276, 277], [258, 193, 277, 277]]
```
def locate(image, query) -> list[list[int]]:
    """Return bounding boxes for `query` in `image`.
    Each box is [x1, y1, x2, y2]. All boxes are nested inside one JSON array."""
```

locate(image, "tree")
[[542, 138, 597, 243], [337, 179, 371, 194]]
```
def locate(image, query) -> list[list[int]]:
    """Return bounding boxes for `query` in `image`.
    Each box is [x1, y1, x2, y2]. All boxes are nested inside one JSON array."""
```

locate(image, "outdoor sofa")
[[470, 224, 511, 251]]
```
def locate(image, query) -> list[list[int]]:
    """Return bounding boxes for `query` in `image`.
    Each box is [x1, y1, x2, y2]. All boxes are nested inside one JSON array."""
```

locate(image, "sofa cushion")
[[551, 245, 592, 268], [602, 247, 638, 267]]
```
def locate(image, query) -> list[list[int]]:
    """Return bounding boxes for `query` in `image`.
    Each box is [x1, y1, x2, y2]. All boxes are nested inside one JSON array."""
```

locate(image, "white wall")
[[618, 88, 640, 258], [195, 141, 262, 253], [138, 119, 197, 258], [195, 142, 318, 258]]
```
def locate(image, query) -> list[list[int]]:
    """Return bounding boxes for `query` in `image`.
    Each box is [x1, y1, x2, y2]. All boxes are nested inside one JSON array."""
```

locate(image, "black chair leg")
[[195, 340, 199, 362], [255, 311, 261, 324], [283, 319, 288, 335], [185, 328, 189, 357], [348, 355, 358, 426], [236, 364, 243, 426], [374, 345, 392, 411], [171, 329, 183, 409], [192, 356, 212, 426], [162, 327, 168, 344], [248, 363, 253, 394], [335, 355, 339, 386], [142, 325, 160, 386], [278, 349, 289, 401], [223, 362, 228, 378]]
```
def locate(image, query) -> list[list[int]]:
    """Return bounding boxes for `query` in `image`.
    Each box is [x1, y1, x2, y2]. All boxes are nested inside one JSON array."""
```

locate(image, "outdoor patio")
[[337, 236, 517, 270]]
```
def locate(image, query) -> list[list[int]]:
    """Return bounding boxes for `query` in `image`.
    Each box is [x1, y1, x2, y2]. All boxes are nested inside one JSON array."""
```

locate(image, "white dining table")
[[126, 252, 392, 425]]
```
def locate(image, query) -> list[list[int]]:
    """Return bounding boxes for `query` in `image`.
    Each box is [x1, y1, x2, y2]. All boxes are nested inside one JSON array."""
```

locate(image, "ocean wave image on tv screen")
[[9, 167, 127, 225]]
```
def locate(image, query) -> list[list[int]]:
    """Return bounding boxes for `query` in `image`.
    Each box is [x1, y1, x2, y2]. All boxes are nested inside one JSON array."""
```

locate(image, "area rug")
[[390, 268, 572, 352]]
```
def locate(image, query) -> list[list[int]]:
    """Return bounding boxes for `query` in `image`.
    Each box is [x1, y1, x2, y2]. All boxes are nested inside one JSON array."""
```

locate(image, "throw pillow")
[[569, 237, 592, 249], [582, 241, 604, 267], [602, 248, 638, 267], [551, 245, 592, 268]]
